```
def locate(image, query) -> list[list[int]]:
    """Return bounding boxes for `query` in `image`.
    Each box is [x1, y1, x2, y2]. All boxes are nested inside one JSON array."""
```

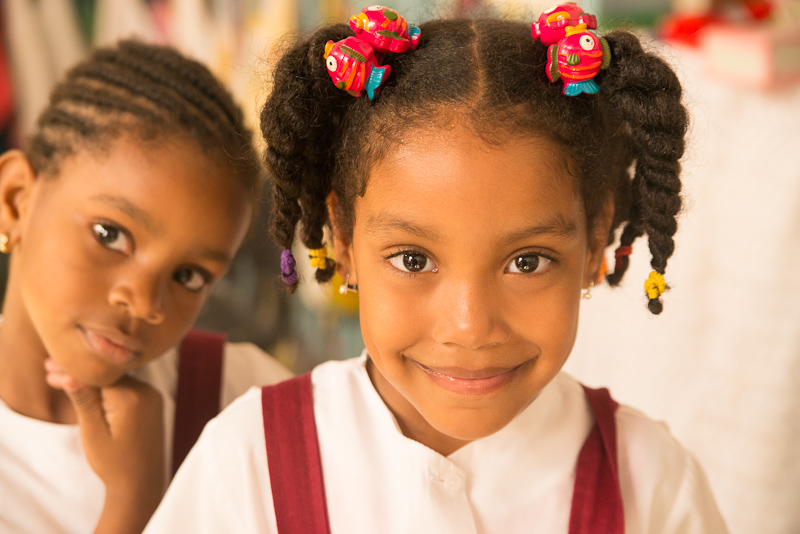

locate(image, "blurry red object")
[[660, 12, 722, 46]]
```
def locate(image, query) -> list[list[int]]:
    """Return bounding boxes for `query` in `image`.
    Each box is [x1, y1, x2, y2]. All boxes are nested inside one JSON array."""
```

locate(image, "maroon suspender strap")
[[569, 385, 625, 534], [171, 329, 226, 478], [261, 374, 331, 534]]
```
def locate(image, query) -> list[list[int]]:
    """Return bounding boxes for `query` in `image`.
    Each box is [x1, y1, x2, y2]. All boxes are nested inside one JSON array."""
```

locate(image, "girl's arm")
[[46, 363, 165, 534]]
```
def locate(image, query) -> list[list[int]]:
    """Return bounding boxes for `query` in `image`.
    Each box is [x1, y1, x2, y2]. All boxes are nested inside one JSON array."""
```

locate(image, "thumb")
[[44, 359, 110, 437], [65, 383, 114, 442]]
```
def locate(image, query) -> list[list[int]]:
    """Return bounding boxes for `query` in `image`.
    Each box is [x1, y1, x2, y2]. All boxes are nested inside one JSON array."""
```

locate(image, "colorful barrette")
[[324, 6, 420, 100], [533, 4, 609, 96], [644, 271, 666, 300], [309, 247, 329, 270], [280, 249, 298, 285], [532, 3, 597, 46], [350, 5, 421, 54]]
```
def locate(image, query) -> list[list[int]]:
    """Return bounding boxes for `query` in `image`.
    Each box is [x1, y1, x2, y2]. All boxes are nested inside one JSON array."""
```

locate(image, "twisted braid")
[[261, 25, 355, 291], [600, 32, 687, 313]]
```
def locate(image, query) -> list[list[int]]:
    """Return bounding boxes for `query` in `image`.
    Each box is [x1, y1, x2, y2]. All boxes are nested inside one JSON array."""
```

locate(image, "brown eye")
[[93, 223, 130, 253], [403, 253, 427, 272], [388, 252, 437, 273], [173, 268, 207, 292], [507, 254, 551, 274]]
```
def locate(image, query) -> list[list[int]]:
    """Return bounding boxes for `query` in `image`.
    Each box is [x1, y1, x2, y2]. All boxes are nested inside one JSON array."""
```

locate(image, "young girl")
[[0, 40, 291, 534], [145, 6, 727, 533]]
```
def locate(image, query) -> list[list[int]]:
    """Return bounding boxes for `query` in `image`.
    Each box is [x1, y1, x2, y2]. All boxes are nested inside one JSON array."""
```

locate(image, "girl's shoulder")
[[611, 401, 728, 532]]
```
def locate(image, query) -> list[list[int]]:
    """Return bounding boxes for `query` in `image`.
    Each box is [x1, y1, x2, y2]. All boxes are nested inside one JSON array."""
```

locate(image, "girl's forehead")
[[359, 124, 585, 237]]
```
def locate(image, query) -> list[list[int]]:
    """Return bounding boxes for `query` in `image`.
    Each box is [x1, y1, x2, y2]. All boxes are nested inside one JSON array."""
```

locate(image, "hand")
[[45, 359, 165, 534]]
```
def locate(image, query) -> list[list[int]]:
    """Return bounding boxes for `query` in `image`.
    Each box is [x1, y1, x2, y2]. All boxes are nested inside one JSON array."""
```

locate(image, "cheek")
[[506, 280, 581, 352]]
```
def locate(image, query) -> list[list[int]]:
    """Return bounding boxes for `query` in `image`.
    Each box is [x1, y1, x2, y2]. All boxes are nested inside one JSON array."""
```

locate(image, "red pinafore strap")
[[570, 386, 625, 534], [171, 329, 226, 477], [261, 379, 623, 534], [261, 374, 331, 534]]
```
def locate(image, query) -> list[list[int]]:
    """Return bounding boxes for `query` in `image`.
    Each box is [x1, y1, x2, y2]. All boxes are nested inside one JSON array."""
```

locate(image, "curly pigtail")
[[261, 25, 355, 291], [600, 32, 688, 314]]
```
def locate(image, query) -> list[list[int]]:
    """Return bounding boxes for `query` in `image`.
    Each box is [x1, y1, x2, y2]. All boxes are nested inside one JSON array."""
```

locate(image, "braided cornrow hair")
[[27, 39, 261, 195], [262, 19, 687, 314]]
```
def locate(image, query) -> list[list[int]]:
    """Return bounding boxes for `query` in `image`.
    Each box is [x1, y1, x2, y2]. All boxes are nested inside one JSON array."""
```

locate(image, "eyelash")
[[505, 250, 558, 275], [384, 249, 437, 275], [92, 221, 132, 254], [384, 248, 558, 276]]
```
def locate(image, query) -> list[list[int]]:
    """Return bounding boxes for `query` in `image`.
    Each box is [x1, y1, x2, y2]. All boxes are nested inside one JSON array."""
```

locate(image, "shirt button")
[[443, 472, 464, 493]]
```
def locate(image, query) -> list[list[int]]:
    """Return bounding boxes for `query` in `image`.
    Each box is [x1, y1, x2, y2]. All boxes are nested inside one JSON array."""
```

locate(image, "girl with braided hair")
[[146, 6, 725, 533], [0, 40, 292, 534]]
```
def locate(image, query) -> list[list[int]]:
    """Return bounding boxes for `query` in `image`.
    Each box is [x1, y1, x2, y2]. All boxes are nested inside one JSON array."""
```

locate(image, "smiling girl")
[[0, 40, 290, 534], [146, 6, 726, 533]]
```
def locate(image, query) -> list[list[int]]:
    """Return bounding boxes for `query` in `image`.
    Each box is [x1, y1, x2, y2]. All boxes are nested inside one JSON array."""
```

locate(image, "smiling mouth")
[[79, 326, 142, 366], [412, 358, 535, 396]]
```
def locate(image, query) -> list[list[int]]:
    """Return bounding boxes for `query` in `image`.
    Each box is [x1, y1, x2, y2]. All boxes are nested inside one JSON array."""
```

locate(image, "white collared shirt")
[[0, 342, 292, 534], [145, 353, 727, 534]]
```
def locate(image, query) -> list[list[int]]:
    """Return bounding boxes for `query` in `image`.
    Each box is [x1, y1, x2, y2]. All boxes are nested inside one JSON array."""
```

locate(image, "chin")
[[429, 408, 517, 442]]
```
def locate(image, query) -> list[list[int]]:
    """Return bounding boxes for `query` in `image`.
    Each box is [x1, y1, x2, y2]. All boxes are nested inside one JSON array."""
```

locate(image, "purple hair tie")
[[280, 249, 298, 285]]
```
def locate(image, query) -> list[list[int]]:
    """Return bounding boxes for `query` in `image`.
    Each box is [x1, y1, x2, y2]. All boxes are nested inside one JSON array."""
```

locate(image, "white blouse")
[[145, 353, 727, 534], [0, 342, 292, 534]]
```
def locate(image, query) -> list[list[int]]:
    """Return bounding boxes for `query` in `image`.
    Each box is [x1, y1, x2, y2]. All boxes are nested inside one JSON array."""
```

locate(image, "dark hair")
[[261, 18, 687, 314], [27, 39, 261, 195]]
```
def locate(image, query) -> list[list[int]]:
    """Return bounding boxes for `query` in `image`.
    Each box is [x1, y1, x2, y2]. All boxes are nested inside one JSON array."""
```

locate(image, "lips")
[[413, 359, 532, 396], [79, 325, 143, 366]]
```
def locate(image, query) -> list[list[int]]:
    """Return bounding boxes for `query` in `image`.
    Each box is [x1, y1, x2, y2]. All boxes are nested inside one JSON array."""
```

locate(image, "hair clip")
[[533, 4, 609, 96], [350, 6, 421, 54], [644, 271, 666, 300], [532, 3, 597, 46], [309, 247, 329, 270], [280, 249, 298, 285], [325, 5, 420, 100], [325, 37, 391, 100]]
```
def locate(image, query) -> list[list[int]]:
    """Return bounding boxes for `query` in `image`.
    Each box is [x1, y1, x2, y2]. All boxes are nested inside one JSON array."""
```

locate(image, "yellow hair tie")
[[309, 248, 329, 270], [644, 271, 666, 300]]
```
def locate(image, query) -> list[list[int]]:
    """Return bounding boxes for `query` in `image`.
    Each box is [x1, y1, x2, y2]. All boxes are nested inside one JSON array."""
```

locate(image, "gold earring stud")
[[0, 233, 10, 254]]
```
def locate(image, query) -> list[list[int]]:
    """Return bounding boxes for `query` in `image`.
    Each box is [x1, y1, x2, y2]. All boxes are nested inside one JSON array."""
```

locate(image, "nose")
[[431, 275, 510, 350], [108, 267, 167, 325]]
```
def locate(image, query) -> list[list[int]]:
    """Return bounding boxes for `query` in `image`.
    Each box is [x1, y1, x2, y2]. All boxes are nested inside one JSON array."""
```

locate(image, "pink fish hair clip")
[[325, 5, 420, 100], [350, 5, 421, 55], [532, 2, 597, 46], [545, 23, 610, 96], [324, 36, 391, 100]]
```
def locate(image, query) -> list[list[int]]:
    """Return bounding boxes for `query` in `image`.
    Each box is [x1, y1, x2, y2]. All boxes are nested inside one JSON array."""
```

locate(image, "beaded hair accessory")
[[324, 6, 421, 99], [532, 3, 610, 96]]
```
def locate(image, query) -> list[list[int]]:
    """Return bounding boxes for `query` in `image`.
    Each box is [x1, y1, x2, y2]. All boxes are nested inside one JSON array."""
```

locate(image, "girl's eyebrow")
[[501, 216, 577, 245], [365, 212, 441, 241], [90, 194, 162, 236]]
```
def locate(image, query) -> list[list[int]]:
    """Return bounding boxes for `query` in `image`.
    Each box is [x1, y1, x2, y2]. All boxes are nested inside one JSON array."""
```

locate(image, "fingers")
[[44, 358, 109, 436]]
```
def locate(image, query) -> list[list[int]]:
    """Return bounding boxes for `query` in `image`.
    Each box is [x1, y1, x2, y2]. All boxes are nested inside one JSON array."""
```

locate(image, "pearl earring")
[[339, 274, 358, 295], [581, 280, 594, 300]]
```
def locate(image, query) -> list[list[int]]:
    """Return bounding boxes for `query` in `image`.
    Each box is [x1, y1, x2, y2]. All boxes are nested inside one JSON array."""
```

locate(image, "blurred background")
[[1, 0, 799, 532]]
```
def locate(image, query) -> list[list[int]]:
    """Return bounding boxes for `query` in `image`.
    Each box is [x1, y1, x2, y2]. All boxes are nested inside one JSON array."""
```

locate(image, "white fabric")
[[0, 341, 292, 534], [564, 41, 800, 534], [3, 0, 86, 137], [145, 354, 726, 534]]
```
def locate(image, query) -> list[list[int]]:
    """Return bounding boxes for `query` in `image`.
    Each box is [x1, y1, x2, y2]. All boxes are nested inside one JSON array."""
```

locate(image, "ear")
[[327, 192, 357, 286], [583, 197, 614, 288], [0, 150, 37, 247]]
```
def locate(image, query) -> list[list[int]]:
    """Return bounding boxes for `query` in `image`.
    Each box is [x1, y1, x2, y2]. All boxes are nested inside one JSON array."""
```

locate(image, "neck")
[[0, 281, 76, 424], [366, 357, 470, 457]]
